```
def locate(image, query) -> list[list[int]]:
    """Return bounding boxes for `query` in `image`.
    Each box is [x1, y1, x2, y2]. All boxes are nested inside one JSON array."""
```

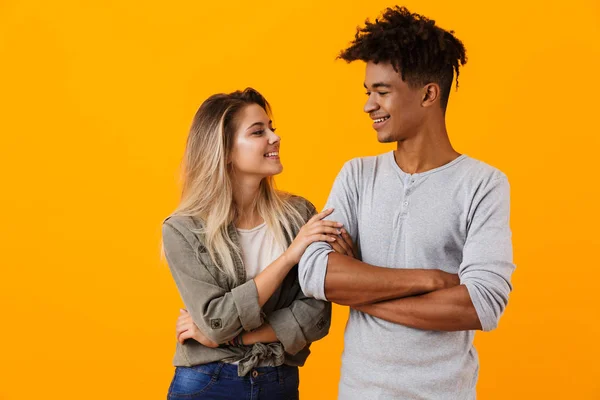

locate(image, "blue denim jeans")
[[167, 362, 299, 400]]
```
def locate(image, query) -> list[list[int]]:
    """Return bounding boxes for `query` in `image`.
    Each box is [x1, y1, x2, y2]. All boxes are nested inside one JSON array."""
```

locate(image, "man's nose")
[[364, 94, 379, 114]]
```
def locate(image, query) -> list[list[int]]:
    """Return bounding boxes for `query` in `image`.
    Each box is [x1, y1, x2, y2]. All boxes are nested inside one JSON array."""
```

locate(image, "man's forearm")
[[352, 284, 482, 331], [324, 253, 458, 306]]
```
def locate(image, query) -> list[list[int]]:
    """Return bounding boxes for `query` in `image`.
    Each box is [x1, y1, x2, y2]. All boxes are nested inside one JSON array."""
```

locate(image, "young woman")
[[162, 88, 355, 399]]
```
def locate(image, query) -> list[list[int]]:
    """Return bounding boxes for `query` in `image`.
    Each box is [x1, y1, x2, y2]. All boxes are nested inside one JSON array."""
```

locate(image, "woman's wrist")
[[227, 333, 245, 347], [239, 332, 249, 345], [280, 250, 298, 267]]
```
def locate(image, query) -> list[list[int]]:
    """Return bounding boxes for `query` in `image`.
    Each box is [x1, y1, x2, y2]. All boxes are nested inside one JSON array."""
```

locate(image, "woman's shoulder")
[[163, 214, 202, 229], [162, 214, 205, 245], [282, 193, 317, 219]]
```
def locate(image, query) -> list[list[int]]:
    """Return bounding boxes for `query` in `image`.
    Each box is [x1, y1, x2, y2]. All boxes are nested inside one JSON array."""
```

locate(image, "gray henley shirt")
[[299, 151, 515, 399]]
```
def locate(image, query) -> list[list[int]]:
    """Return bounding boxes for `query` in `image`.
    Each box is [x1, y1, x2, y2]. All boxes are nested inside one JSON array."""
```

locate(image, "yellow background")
[[1, 0, 599, 398]]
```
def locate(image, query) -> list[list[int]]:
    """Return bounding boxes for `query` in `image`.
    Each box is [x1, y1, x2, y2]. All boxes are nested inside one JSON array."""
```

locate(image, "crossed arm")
[[321, 251, 482, 331], [180, 245, 480, 342], [324, 251, 482, 331], [300, 173, 514, 333]]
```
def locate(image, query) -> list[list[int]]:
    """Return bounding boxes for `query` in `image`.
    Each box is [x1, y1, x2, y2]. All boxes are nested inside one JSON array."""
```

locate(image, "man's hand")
[[330, 228, 357, 259], [329, 229, 459, 290], [176, 309, 219, 348]]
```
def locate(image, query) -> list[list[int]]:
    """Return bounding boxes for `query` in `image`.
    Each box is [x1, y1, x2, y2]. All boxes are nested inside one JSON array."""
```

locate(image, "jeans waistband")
[[183, 362, 297, 383]]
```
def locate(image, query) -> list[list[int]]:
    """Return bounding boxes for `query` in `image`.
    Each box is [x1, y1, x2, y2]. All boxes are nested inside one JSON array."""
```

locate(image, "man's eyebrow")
[[364, 82, 392, 89]]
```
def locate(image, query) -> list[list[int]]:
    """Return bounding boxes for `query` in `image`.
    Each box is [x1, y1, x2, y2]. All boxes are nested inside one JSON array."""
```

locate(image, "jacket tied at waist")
[[234, 342, 286, 376]]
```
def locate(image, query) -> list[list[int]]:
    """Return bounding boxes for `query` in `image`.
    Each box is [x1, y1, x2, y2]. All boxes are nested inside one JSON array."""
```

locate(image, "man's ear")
[[421, 83, 441, 107]]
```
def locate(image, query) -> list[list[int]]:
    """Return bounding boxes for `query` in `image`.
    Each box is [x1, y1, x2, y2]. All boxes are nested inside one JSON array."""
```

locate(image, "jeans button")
[[252, 370, 259, 378]]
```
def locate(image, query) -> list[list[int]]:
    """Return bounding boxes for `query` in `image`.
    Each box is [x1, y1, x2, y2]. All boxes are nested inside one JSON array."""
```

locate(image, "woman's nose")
[[268, 129, 280, 144]]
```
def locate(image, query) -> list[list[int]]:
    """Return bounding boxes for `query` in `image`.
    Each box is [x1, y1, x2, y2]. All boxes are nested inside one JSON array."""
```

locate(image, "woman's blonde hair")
[[171, 88, 304, 283]]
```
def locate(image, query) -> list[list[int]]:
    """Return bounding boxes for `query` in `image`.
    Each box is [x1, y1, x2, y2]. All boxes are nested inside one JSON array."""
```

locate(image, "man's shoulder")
[[346, 152, 388, 165], [340, 152, 390, 175], [460, 155, 508, 184]]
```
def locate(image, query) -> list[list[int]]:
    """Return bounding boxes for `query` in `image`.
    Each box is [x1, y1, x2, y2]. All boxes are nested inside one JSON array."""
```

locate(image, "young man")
[[298, 6, 515, 399]]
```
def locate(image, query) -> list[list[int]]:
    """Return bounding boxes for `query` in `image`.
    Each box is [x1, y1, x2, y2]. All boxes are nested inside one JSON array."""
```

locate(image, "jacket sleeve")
[[266, 198, 332, 355], [266, 288, 332, 355], [460, 176, 516, 331], [162, 220, 264, 344]]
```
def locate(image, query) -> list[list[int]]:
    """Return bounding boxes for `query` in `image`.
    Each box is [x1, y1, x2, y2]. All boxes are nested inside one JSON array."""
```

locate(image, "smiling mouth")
[[264, 151, 279, 157], [373, 116, 390, 123]]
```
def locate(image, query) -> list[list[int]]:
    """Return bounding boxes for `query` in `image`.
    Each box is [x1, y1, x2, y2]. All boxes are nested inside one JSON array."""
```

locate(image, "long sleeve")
[[460, 175, 516, 331], [266, 287, 332, 355], [298, 161, 360, 300], [268, 198, 332, 354], [162, 220, 264, 344]]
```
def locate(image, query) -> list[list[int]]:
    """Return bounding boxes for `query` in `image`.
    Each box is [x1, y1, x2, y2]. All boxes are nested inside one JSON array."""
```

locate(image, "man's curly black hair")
[[339, 6, 467, 110]]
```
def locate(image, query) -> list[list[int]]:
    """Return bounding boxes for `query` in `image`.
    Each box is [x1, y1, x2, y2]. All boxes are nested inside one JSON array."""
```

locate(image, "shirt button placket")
[[401, 174, 412, 216]]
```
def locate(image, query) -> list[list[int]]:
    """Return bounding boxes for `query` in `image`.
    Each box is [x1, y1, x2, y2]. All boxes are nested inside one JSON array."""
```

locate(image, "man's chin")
[[376, 130, 395, 143]]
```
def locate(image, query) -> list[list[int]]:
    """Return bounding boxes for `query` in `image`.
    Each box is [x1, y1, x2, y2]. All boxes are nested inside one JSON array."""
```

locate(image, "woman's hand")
[[176, 309, 219, 348], [330, 228, 357, 259], [283, 208, 343, 265]]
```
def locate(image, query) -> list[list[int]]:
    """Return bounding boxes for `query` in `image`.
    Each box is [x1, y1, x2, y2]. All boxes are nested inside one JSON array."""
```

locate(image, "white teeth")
[[374, 116, 390, 123], [265, 152, 279, 157]]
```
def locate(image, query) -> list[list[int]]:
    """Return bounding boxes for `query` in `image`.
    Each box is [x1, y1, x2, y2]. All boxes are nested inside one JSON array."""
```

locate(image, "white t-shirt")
[[227, 222, 285, 365], [236, 222, 285, 281]]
